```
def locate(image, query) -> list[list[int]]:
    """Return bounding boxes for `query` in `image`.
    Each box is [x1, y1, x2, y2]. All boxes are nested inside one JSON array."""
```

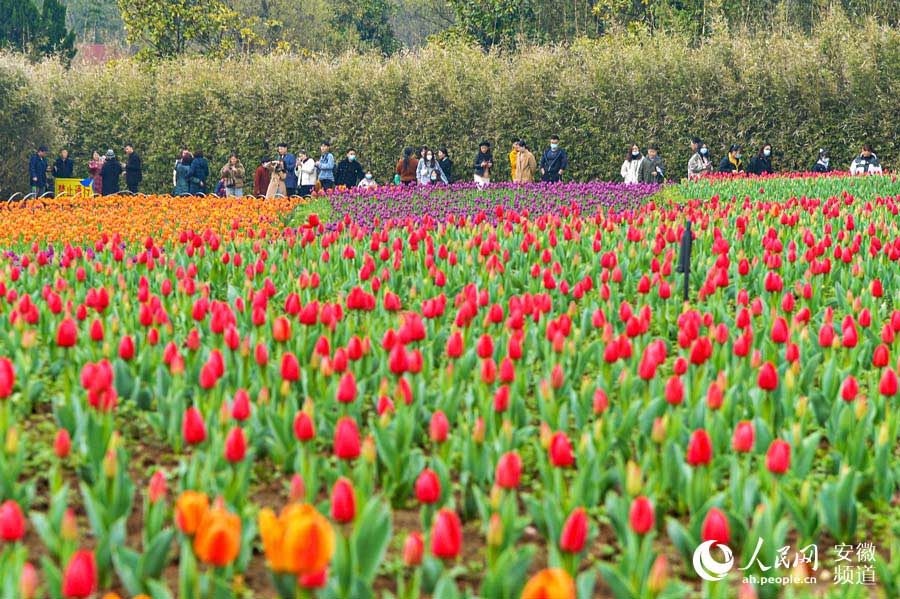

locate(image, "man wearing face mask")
[[540, 135, 568, 183], [335, 148, 365, 189], [812, 149, 830, 173], [718, 144, 745, 174], [748, 143, 774, 175]]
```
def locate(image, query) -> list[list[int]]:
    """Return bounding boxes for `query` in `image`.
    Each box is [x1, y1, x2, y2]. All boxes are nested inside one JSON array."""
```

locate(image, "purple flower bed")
[[328, 182, 661, 228]]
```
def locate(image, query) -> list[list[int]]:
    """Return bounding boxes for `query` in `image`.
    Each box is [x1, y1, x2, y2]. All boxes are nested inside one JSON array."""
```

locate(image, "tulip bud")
[[489, 484, 503, 510], [647, 555, 669, 594], [54, 429, 71, 458], [855, 397, 868, 420], [472, 416, 485, 444], [148, 470, 167, 503], [103, 449, 117, 478], [737, 582, 759, 599], [502, 419, 513, 442], [61, 508, 78, 540], [539, 422, 552, 448], [402, 532, 424, 567], [20, 562, 38, 598], [800, 480, 811, 505], [878, 422, 889, 446], [4, 426, 18, 454], [362, 434, 376, 464], [487, 513, 503, 547], [625, 461, 642, 496], [593, 418, 603, 442]]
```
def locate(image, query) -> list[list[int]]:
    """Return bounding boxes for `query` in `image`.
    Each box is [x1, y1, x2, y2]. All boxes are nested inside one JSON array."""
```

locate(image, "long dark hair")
[[423, 147, 437, 168], [758, 143, 771, 158], [627, 144, 641, 161], [181, 153, 193, 167], [402, 147, 414, 171]]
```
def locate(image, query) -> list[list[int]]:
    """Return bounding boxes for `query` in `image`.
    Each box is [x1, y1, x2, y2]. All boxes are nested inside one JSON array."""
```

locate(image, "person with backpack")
[[540, 135, 568, 183], [639, 144, 665, 184], [335, 148, 365, 188]]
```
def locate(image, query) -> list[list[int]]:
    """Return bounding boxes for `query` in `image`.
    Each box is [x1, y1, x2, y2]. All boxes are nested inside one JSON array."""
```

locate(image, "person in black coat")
[[437, 147, 453, 184], [812, 149, 830, 173], [100, 149, 122, 195], [473, 141, 493, 184], [719, 144, 745, 174], [53, 150, 74, 179], [29, 146, 49, 195], [748, 143, 774, 175], [334, 148, 365, 188], [188, 149, 210, 195], [124, 144, 142, 193]]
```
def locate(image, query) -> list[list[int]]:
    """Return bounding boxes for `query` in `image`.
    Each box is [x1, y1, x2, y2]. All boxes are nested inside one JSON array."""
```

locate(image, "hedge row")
[[3, 14, 900, 195]]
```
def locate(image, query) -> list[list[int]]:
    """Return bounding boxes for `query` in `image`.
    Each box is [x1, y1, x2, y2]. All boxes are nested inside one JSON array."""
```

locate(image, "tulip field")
[[1, 176, 899, 599]]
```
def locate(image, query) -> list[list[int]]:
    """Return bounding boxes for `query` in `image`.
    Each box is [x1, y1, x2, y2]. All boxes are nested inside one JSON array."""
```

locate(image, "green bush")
[[4, 15, 900, 195]]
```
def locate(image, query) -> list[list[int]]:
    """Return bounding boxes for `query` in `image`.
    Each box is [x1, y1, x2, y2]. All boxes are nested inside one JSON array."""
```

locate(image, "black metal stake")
[[676, 220, 692, 301]]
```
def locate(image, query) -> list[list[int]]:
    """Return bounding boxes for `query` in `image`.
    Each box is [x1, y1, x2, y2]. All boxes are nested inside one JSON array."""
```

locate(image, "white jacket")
[[621, 159, 642, 184], [295, 158, 317, 186]]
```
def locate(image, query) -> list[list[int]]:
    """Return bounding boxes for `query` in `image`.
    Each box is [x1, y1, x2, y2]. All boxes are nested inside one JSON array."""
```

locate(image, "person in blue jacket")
[[188, 149, 210, 195], [317, 140, 335, 191], [277, 143, 297, 196], [29, 146, 49, 195]]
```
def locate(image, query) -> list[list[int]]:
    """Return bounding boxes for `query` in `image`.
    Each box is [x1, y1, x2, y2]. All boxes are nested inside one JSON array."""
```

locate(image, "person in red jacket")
[[253, 158, 270, 197]]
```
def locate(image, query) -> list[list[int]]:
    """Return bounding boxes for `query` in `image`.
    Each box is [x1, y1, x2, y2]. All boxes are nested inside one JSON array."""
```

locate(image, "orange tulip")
[[175, 491, 209, 535], [521, 568, 576, 599], [193, 507, 241, 566], [258, 503, 335, 576]]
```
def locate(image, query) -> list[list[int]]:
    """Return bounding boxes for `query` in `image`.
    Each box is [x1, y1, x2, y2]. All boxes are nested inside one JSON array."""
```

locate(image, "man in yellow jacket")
[[509, 139, 520, 181]]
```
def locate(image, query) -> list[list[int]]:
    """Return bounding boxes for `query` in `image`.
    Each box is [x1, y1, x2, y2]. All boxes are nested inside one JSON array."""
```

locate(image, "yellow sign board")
[[54, 178, 93, 197]]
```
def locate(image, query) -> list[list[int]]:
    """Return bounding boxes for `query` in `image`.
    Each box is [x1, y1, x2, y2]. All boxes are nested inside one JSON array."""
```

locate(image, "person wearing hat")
[[99, 149, 123, 195], [29, 146, 49, 196], [276, 143, 297, 196], [473, 141, 493, 186], [540, 135, 568, 183], [688, 141, 714, 178], [317, 141, 335, 192], [124, 144, 143, 193], [812, 149, 830, 173], [639, 144, 665, 184], [719, 144, 745, 174]]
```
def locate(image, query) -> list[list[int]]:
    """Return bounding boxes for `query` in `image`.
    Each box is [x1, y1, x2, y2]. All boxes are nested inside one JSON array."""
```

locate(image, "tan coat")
[[265, 162, 287, 198], [515, 149, 537, 183]]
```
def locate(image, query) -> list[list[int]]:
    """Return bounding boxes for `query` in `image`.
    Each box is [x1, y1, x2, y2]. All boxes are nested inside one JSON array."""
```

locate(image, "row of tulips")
[[0, 174, 899, 598]]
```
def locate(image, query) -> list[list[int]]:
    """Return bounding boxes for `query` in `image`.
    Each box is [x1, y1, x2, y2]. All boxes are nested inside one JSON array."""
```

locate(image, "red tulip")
[[333, 417, 360, 460], [0, 358, 15, 398], [231, 389, 251, 420], [664, 376, 683, 405], [414, 468, 441, 504], [495, 451, 522, 489], [549, 432, 574, 467], [56, 318, 78, 347], [476, 334, 494, 359], [686, 429, 712, 466], [430, 508, 462, 559], [62, 550, 96, 598], [429, 410, 449, 443], [732, 421, 755, 452], [402, 532, 424, 566], [148, 470, 167, 503], [54, 428, 71, 458], [446, 331, 463, 358], [766, 439, 791, 474], [0, 500, 25, 541], [223, 426, 247, 462], [817, 324, 835, 347], [20, 562, 38, 599], [770, 317, 788, 344], [336, 372, 357, 403], [701, 507, 731, 545], [182, 407, 207, 445], [559, 507, 588, 553], [757, 362, 778, 391], [299, 569, 328, 589], [280, 352, 300, 382], [272, 316, 291, 342], [629, 496, 655, 535], [330, 477, 356, 523], [841, 376, 859, 402], [873, 344, 890, 368], [293, 411, 315, 441], [118, 335, 135, 360], [879, 368, 898, 397]]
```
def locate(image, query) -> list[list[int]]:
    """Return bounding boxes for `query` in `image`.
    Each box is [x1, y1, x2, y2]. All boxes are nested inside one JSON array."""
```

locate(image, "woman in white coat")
[[621, 144, 643, 184], [295, 151, 318, 197]]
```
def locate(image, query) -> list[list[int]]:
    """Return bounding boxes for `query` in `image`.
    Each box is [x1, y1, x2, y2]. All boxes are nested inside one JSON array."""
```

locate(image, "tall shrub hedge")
[[4, 15, 900, 194]]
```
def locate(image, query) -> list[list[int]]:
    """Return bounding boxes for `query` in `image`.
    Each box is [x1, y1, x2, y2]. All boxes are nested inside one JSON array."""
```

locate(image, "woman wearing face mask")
[[812, 149, 830, 173], [358, 171, 378, 189], [620, 144, 643, 184], [417, 148, 448, 185], [748, 143, 774, 175], [688, 142, 714, 178], [719, 144, 745, 174]]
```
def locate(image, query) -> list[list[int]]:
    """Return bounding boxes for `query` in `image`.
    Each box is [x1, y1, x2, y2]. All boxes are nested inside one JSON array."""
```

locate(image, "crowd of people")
[[25, 135, 886, 198]]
